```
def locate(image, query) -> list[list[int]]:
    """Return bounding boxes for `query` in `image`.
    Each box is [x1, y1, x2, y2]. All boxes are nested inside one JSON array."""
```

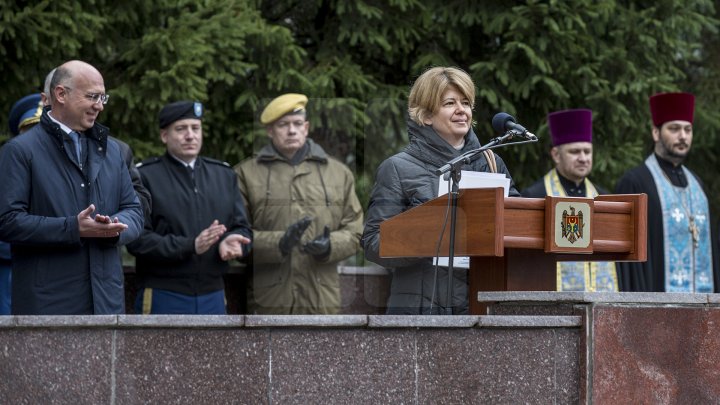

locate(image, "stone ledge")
[[478, 291, 713, 305], [368, 315, 480, 328], [118, 314, 244, 328], [0, 316, 15, 327], [8, 315, 118, 328], [337, 265, 389, 276], [0, 314, 582, 330], [477, 315, 582, 328], [707, 294, 720, 304], [245, 314, 368, 328]]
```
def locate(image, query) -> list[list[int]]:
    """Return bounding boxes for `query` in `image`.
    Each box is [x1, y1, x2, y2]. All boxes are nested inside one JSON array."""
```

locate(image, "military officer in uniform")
[[128, 101, 252, 314], [235, 94, 363, 314]]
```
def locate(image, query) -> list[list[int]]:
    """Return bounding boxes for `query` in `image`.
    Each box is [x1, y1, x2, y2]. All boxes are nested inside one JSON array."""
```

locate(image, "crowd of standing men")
[[0, 61, 717, 316]]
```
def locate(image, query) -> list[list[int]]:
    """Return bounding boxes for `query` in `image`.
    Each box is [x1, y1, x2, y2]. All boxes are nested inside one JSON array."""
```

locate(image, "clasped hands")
[[279, 216, 331, 260]]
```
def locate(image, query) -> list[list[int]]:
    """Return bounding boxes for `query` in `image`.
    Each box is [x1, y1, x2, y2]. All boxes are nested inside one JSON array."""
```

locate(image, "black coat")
[[614, 160, 720, 292], [127, 153, 252, 295], [113, 137, 152, 221]]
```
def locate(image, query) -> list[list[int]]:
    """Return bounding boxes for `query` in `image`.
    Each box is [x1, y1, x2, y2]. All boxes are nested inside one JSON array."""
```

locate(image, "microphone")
[[491, 112, 537, 140]]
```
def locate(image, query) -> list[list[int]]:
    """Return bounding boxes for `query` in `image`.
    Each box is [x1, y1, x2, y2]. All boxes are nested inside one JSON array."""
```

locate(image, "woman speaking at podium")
[[362, 66, 520, 315]]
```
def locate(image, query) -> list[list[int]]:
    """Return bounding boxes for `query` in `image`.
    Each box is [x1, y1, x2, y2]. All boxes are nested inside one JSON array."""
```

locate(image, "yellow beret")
[[260, 93, 308, 125]]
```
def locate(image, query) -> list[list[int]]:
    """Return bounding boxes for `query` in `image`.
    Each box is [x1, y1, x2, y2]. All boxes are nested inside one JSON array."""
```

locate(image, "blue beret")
[[9, 93, 43, 136], [158, 101, 203, 129]]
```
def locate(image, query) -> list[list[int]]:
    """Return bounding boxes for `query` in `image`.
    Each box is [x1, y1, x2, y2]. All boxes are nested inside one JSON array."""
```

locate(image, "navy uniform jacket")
[[127, 153, 252, 295], [0, 111, 144, 315]]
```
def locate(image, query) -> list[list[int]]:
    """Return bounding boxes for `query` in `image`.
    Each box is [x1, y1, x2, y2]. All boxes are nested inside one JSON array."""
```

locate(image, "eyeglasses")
[[63, 86, 110, 105], [84, 92, 110, 105]]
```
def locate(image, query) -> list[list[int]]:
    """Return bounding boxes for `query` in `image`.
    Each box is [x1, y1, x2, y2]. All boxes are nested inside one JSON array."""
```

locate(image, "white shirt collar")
[[47, 111, 74, 135]]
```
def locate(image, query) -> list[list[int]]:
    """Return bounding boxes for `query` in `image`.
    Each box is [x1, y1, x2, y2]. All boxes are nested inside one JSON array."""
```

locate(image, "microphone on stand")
[[491, 112, 537, 140]]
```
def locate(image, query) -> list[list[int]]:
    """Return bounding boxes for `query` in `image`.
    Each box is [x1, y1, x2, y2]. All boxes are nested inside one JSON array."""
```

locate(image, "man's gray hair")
[[43, 68, 57, 95]]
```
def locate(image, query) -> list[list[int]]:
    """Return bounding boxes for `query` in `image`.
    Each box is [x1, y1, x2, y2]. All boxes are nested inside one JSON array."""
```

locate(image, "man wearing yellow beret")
[[235, 93, 364, 314]]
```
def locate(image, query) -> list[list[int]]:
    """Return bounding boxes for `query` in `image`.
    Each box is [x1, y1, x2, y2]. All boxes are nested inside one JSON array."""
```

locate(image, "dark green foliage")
[[1, 0, 719, 214]]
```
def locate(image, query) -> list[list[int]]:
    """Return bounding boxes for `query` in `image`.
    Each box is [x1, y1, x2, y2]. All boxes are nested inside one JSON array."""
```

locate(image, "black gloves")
[[303, 225, 331, 261], [279, 218, 332, 260], [279, 216, 312, 256]]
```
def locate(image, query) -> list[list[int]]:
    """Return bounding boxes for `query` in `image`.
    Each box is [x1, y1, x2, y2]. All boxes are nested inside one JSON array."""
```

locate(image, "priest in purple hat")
[[615, 92, 718, 293], [522, 108, 617, 292]]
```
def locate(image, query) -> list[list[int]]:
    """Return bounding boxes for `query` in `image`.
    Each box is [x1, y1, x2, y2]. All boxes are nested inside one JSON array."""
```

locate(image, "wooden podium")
[[379, 188, 647, 314]]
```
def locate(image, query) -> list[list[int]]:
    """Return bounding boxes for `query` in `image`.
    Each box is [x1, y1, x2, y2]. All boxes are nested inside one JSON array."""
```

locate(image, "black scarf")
[[403, 119, 483, 169]]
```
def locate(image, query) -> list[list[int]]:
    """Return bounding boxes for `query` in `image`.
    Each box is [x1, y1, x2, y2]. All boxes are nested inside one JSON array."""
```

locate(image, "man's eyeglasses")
[[84, 92, 110, 105], [63, 86, 110, 105]]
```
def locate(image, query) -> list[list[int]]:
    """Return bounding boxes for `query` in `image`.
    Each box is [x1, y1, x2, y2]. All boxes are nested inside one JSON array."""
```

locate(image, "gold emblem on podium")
[[561, 206, 584, 243], [545, 197, 593, 253]]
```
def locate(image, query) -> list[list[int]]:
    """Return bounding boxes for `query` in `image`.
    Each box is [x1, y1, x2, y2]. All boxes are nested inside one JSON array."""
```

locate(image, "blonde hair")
[[408, 67, 476, 125]]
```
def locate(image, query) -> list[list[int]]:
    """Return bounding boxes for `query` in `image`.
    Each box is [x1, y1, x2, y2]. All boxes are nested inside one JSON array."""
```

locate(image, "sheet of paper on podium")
[[434, 170, 510, 268]]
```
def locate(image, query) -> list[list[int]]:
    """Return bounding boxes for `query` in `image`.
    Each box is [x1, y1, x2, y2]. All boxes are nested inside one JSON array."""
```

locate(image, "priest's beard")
[[657, 136, 690, 163]]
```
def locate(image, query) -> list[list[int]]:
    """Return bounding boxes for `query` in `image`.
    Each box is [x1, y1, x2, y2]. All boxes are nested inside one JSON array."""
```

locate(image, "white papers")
[[437, 170, 510, 197], [434, 171, 510, 268]]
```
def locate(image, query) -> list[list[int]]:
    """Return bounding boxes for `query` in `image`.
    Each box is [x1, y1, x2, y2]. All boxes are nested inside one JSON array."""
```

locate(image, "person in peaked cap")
[[616, 92, 718, 292], [234, 93, 363, 314], [522, 108, 617, 292], [0, 93, 43, 314], [127, 100, 252, 314], [8, 93, 43, 136]]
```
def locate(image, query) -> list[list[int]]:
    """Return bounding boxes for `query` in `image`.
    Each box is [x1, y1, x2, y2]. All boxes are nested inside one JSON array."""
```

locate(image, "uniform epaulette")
[[202, 156, 232, 168], [136, 156, 161, 168]]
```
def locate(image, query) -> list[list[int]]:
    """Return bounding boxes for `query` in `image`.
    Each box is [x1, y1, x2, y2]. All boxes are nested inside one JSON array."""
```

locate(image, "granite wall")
[[0, 314, 580, 404], [479, 291, 720, 404], [3, 292, 715, 403]]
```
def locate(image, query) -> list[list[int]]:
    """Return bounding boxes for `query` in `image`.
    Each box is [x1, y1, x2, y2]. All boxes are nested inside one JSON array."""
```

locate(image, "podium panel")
[[379, 188, 647, 314]]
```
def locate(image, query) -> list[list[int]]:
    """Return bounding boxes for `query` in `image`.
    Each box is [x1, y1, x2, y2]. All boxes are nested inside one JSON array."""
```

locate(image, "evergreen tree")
[[1, 0, 718, 213]]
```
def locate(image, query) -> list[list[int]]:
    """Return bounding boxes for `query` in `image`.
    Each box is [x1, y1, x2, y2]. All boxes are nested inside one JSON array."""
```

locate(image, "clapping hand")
[[78, 204, 128, 238], [195, 220, 227, 254], [302, 225, 331, 261], [279, 216, 312, 255]]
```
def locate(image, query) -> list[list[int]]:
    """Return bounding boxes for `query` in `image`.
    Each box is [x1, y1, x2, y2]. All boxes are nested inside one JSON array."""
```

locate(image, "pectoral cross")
[[689, 216, 699, 248]]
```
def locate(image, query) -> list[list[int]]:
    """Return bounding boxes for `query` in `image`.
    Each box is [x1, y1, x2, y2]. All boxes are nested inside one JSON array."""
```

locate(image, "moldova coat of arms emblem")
[[561, 206, 584, 244]]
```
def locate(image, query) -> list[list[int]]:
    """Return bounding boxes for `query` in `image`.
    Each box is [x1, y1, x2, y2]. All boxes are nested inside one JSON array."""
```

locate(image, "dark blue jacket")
[[0, 110, 143, 315]]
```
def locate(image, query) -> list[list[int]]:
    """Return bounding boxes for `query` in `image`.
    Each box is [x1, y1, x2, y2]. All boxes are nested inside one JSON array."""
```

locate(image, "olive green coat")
[[234, 140, 363, 314]]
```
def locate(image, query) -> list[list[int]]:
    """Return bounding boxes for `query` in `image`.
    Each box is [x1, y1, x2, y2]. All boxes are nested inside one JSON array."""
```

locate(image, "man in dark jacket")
[[0, 60, 144, 315], [127, 101, 252, 314], [42, 67, 152, 219]]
